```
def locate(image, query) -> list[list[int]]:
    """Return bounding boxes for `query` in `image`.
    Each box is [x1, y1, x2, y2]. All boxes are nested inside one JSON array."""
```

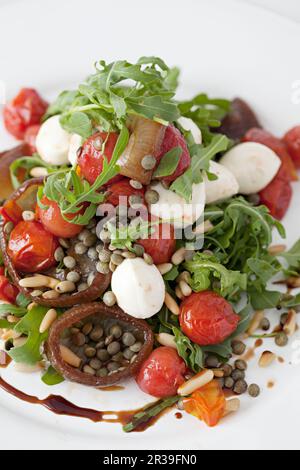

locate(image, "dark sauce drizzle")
[[0, 369, 174, 432]]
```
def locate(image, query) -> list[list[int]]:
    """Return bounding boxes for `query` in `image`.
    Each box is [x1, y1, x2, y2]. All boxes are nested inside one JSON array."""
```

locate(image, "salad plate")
[[0, 0, 300, 451]]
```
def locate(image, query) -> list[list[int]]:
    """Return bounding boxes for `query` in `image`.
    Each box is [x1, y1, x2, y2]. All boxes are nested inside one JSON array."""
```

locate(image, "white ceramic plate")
[[0, 0, 300, 451]]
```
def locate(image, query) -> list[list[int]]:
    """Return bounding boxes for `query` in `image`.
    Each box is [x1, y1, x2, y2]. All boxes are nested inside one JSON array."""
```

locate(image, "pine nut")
[[177, 271, 191, 283], [259, 351, 276, 368], [157, 263, 173, 275], [29, 166, 48, 178], [268, 244, 286, 256], [156, 333, 177, 349], [175, 286, 184, 300], [60, 345, 81, 368], [247, 310, 265, 335], [39, 309, 57, 334], [287, 276, 300, 288], [192, 220, 214, 235], [31, 290, 43, 297], [224, 398, 240, 416], [164, 292, 180, 316], [19, 275, 59, 289], [171, 248, 186, 265], [177, 369, 214, 396], [27, 302, 37, 311], [13, 336, 27, 347], [213, 369, 225, 378], [283, 309, 297, 336], [7, 315, 19, 323], [179, 280, 192, 297], [55, 281, 76, 293], [42, 290, 60, 300]]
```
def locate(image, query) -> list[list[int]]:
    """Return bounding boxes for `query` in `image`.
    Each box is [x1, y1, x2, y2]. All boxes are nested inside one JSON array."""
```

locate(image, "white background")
[[1, 0, 299, 22]]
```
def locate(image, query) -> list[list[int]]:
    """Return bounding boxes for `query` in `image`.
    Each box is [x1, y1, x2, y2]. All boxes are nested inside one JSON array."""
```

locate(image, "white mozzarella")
[[68, 134, 82, 166], [111, 258, 165, 319], [36, 115, 71, 166], [149, 182, 206, 228], [219, 142, 281, 195], [204, 161, 239, 204], [177, 117, 202, 144]]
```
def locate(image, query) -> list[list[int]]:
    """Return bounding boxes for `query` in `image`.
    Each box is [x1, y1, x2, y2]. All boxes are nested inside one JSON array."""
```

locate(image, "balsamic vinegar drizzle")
[[0, 373, 171, 432]]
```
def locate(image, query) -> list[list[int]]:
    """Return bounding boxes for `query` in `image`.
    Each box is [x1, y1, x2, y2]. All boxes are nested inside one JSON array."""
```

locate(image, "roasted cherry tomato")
[[3, 88, 48, 140], [243, 128, 298, 181], [78, 132, 122, 185], [37, 196, 83, 239], [283, 126, 300, 169], [7, 220, 58, 273], [259, 170, 292, 220], [157, 125, 191, 184], [0, 199, 23, 225], [136, 346, 187, 398], [24, 124, 41, 155], [106, 178, 145, 207], [180, 291, 239, 346], [0, 267, 19, 303], [183, 379, 226, 427], [137, 223, 176, 264]]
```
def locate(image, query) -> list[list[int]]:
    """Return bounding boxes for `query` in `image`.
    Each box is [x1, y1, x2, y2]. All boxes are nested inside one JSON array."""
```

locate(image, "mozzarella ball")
[[177, 117, 202, 144], [111, 258, 165, 319], [68, 134, 82, 166], [149, 182, 206, 228], [36, 115, 71, 166], [219, 142, 281, 195], [204, 161, 239, 204]]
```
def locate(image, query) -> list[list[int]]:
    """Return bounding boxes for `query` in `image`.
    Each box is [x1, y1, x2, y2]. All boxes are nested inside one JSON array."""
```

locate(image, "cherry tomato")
[[243, 127, 298, 182], [0, 199, 23, 225], [78, 132, 122, 185], [157, 125, 191, 184], [259, 170, 292, 220], [183, 379, 226, 427], [283, 126, 300, 169], [37, 196, 83, 239], [24, 124, 41, 155], [106, 178, 145, 207], [3, 88, 48, 140], [137, 223, 176, 264], [0, 268, 19, 303], [7, 221, 58, 273], [180, 291, 239, 346], [136, 346, 187, 398]]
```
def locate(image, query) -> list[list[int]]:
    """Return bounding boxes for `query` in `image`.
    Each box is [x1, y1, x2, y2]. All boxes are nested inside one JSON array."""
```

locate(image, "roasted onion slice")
[[0, 178, 111, 308], [218, 98, 261, 141], [117, 116, 166, 185], [46, 302, 154, 387], [0, 143, 31, 200]]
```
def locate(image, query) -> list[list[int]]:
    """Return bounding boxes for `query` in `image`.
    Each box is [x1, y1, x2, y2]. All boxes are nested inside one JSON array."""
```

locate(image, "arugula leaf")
[[16, 293, 31, 308], [42, 366, 64, 386], [0, 304, 27, 318], [153, 147, 182, 178], [44, 90, 79, 120], [185, 253, 247, 299], [279, 239, 300, 269], [9, 305, 51, 365], [248, 287, 281, 310], [170, 134, 229, 202], [0, 318, 11, 329], [60, 112, 92, 139], [163, 265, 179, 281], [172, 326, 204, 372], [10, 154, 64, 190], [123, 396, 180, 433]]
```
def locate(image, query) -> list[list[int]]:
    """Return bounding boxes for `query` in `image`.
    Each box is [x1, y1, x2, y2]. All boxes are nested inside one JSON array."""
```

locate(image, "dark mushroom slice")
[[217, 98, 261, 141], [0, 177, 111, 308], [0, 143, 31, 200], [46, 302, 154, 387]]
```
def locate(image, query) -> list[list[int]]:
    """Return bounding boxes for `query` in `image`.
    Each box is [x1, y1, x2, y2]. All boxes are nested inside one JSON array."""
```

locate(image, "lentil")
[[87, 247, 98, 260], [77, 282, 88, 292], [130, 179, 143, 189], [248, 384, 260, 398], [107, 341, 121, 356], [231, 369, 245, 381], [234, 359, 247, 371], [84, 347, 96, 358], [205, 355, 219, 369], [275, 332, 289, 347], [224, 377, 234, 389], [97, 349, 110, 362], [110, 324, 122, 338], [89, 325, 104, 342], [54, 247, 65, 262], [141, 155, 156, 170], [233, 379, 248, 395], [97, 368, 108, 377], [231, 340, 246, 356], [74, 242, 88, 255], [82, 322, 93, 335], [89, 358, 102, 370], [72, 332, 86, 347], [63, 256, 76, 269], [145, 189, 159, 205], [83, 365, 96, 375], [66, 271, 81, 283], [96, 261, 110, 274], [122, 332, 136, 347], [260, 318, 271, 331]]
